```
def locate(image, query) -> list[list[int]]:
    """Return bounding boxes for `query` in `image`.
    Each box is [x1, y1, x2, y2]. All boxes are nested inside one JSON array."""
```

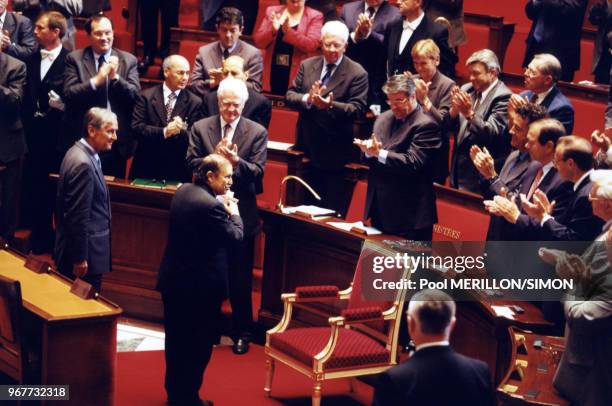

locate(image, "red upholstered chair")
[[0, 275, 31, 383], [264, 241, 411, 406]]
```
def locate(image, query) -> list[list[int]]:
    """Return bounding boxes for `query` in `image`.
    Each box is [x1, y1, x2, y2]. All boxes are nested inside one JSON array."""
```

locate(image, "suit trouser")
[[229, 235, 255, 339], [305, 167, 354, 218], [162, 288, 222, 403], [140, 0, 180, 58], [0, 158, 22, 241]]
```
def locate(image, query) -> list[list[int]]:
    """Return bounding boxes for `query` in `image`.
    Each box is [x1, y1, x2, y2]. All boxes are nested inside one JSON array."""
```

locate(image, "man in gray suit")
[[190, 7, 263, 98], [54, 108, 117, 292], [63, 14, 140, 178], [0, 51, 26, 243], [187, 77, 267, 355], [286, 20, 368, 216], [0, 0, 37, 61], [541, 169, 612, 406], [448, 48, 512, 193]]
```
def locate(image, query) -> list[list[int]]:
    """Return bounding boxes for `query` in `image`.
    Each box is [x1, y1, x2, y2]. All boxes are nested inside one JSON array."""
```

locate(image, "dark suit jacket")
[[156, 182, 244, 298], [54, 142, 111, 276], [514, 165, 574, 239], [377, 14, 457, 100], [449, 80, 512, 193], [22, 47, 70, 154], [189, 40, 263, 97], [2, 11, 37, 61], [62, 47, 141, 159], [589, 1, 612, 82], [542, 175, 605, 241], [364, 108, 441, 234], [423, 70, 455, 183], [186, 115, 267, 236], [0, 53, 26, 164], [482, 150, 533, 241], [130, 85, 203, 182], [373, 346, 495, 406], [340, 1, 401, 104], [285, 55, 368, 169], [520, 86, 574, 134], [523, 0, 588, 74], [607, 69, 612, 129], [202, 88, 271, 129]]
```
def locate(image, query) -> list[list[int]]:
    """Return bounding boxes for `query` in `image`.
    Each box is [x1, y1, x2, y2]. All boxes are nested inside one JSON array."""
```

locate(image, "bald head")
[[222, 55, 248, 82], [163, 55, 190, 91]]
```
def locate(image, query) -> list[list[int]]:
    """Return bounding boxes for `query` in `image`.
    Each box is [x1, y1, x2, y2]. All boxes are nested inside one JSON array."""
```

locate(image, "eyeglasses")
[[386, 98, 408, 106]]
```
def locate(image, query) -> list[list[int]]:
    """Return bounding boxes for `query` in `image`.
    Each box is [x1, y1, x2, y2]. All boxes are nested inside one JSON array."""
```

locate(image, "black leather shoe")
[[232, 338, 250, 355], [137, 55, 153, 74]]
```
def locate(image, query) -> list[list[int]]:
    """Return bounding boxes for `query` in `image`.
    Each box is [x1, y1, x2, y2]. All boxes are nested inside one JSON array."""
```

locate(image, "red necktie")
[[526, 167, 544, 201]]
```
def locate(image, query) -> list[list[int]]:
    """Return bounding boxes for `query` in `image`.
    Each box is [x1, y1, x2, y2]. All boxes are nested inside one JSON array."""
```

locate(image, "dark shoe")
[[232, 337, 250, 355], [137, 55, 153, 74]]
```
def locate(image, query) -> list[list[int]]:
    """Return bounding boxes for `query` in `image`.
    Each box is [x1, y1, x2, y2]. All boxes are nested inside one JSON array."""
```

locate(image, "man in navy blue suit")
[[510, 53, 574, 134], [373, 289, 495, 406], [340, 0, 401, 104]]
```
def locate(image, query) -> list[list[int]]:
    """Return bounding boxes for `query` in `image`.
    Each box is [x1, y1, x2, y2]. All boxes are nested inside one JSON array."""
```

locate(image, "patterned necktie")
[[321, 63, 335, 87], [166, 92, 177, 122], [526, 167, 544, 201], [97, 54, 106, 72], [223, 123, 232, 140]]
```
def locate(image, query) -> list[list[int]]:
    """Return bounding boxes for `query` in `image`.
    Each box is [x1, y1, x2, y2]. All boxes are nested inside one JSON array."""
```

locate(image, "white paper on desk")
[[491, 305, 515, 320], [281, 205, 335, 217], [267, 141, 293, 151], [327, 221, 382, 235]]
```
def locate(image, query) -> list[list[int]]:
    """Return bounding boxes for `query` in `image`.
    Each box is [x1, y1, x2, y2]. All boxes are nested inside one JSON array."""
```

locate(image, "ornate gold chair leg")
[[264, 357, 275, 397], [312, 381, 322, 406]]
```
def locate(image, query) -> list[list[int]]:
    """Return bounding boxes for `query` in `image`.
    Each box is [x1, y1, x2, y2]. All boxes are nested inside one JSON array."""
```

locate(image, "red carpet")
[[116, 345, 374, 406]]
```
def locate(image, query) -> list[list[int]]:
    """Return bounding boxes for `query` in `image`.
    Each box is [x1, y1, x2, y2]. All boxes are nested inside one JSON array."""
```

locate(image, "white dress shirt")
[[398, 12, 425, 54], [220, 116, 240, 143], [40, 44, 63, 80]]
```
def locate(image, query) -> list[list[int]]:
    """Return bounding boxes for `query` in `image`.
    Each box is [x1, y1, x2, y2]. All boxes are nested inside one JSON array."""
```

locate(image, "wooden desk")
[[0, 249, 121, 406], [259, 208, 554, 385], [498, 327, 569, 406]]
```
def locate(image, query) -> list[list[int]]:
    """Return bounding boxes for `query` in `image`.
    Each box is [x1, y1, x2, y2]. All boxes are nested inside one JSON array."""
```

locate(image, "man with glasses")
[[190, 7, 263, 97], [286, 20, 368, 216], [63, 14, 140, 178], [187, 77, 267, 355], [354, 74, 441, 240], [201, 55, 272, 129], [509, 54, 574, 134]]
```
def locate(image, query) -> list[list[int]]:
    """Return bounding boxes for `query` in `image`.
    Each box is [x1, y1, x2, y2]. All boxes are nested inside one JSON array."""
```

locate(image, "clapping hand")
[[165, 116, 186, 138], [353, 134, 382, 157], [470, 145, 496, 179], [520, 189, 555, 223], [215, 137, 239, 166], [208, 68, 224, 89], [354, 13, 373, 41], [591, 129, 611, 151], [483, 194, 520, 223], [508, 94, 529, 113], [413, 78, 430, 106]]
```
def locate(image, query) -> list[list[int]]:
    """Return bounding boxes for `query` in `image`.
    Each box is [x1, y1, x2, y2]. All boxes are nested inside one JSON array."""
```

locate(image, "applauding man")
[[187, 77, 267, 355]]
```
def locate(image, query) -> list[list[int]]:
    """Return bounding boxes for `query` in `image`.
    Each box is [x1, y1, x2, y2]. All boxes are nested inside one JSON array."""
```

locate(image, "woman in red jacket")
[[253, 0, 323, 94]]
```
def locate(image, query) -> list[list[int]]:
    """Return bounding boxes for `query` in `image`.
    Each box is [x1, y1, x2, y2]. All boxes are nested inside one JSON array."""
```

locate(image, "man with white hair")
[[130, 55, 203, 182], [448, 48, 512, 193], [187, 77, 268, 355], [286, 20, 368, 216], [539, 170, 612, 406], [373, 289, 494, 406]]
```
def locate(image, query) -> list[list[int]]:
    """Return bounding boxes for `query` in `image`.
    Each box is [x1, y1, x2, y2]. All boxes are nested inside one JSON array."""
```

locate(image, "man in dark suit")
[[190, 7, 263, 98], [21, 11, 69, 254], [376, 0, 457, 104], [410, 38, 455, 183], [340, 0, 401, 104], [519, 136, 605, 242], [448, 49, 512, 193], [137, 0, 180, 73], [510, 53, 574, 134], [130, 55, 203, 183], [523, 0, 588, 82], [54, 108, 117, 292], [187, 78, 267, 355], [588, 0, 612, 84], [0, 50, 26, 243], [63, 14, 141, 178], [157, 154, 243, 406], [471, 103, 548, 240], [201, 55, 272, 129], [286, 21, 368, 216], [355, 75, 441, 240], [0, 0, 37, 61], [373, 289, 495, 406], [543, 170, 612, 406]]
